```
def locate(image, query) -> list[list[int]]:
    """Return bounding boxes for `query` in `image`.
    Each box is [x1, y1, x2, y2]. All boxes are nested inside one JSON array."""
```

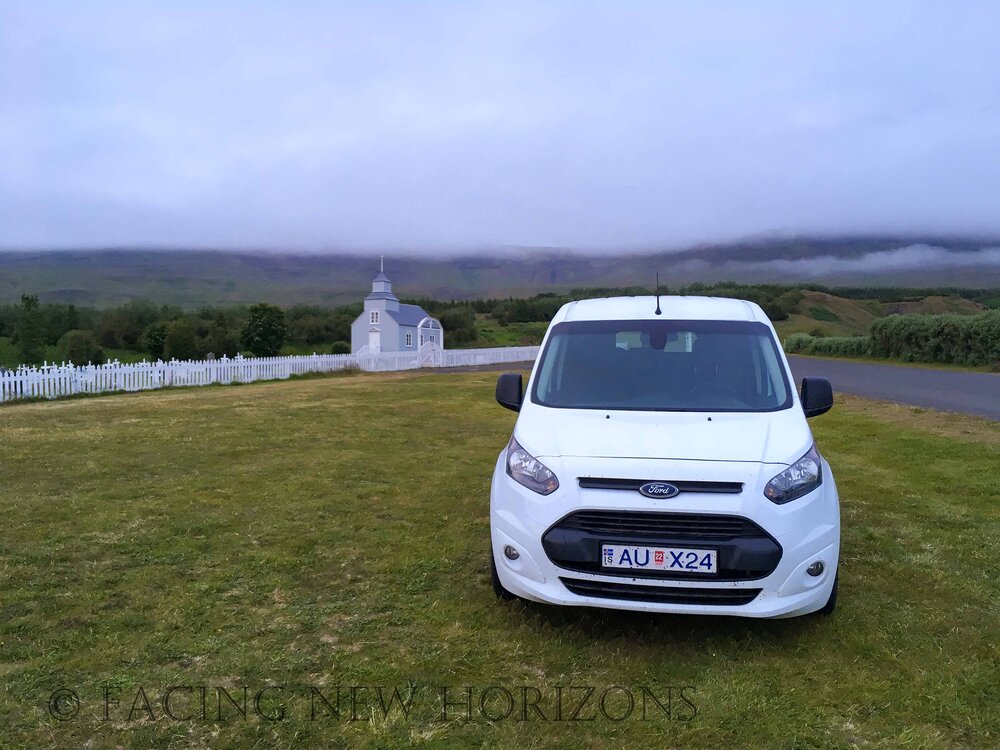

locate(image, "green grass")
[[807, 306, 841, 323], [468, 317, 549, 347], [1, 373, 998, 748]]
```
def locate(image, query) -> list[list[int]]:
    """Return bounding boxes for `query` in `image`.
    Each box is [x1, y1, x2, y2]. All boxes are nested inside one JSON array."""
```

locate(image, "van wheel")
[[816, 573, 838, 616], [490, 545, 517, 600]]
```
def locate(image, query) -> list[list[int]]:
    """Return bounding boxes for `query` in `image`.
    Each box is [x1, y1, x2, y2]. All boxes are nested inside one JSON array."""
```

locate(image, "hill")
[[777, 291, 883, 337], [2, 235, 1000, 307]]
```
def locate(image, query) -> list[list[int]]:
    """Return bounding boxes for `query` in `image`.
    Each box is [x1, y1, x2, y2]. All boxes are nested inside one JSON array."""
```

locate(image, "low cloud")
[[759, 245, 1000, 278]]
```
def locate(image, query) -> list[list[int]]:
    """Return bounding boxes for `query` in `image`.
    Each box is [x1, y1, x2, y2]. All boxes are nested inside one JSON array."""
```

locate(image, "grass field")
[[1, 372, 998, 749], [471, 317, 550, 348]]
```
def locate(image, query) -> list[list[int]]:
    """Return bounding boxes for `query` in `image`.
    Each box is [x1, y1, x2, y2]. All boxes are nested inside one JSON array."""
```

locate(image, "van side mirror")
[[800, 377, 833, 418], [496, 373, 524, 412]]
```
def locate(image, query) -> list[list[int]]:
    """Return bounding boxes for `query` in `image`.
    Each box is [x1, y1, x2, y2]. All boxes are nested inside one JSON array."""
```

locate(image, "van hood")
[[515, 405, 811, 465]]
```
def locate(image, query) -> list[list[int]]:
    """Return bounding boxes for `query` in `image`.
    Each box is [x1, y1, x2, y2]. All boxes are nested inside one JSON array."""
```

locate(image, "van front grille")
[[578, 478, 743, 493], [557, 510, 764, 540]]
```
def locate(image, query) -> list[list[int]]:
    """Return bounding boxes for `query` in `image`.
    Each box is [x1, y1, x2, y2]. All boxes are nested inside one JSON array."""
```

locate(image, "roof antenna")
[[654, 272, 662, 315]]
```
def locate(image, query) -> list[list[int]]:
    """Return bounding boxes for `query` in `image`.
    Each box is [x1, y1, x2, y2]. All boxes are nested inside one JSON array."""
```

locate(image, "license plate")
[[601, 544, 717, 573]]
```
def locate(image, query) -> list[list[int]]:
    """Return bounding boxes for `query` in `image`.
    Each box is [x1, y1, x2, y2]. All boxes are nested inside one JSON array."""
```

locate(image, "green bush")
[[784, 333, 814, 353], [784, 334, 869, 358], [788, 312, 1000, 366], [163, 319, 199, 361], [15, 294, 45, 365], [57, 330, 104, 364], [330, 341, 351, 354], [870, 312, 1000, 366], [242, 303, 287, 357], [439, 306, 478, 344], [142, 322, 168, 359], [202, 317, 241, 358]]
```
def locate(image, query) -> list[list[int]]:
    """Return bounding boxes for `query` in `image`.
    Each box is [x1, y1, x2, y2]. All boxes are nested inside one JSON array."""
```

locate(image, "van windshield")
[[532, 319, 792, 412]]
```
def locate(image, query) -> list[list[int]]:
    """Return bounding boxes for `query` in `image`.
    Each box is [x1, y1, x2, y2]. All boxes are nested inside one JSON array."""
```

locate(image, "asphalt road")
[[456, 357, 999, 421], [787, 355, 999, 421]]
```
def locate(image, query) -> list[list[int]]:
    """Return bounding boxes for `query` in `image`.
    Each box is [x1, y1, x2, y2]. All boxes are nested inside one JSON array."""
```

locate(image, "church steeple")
[[365, 258, 399, 310], [372, 269, 391, 294]]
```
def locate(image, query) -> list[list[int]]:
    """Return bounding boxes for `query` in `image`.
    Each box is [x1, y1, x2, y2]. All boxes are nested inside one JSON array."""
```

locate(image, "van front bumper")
[[489, 453, 840, 619]]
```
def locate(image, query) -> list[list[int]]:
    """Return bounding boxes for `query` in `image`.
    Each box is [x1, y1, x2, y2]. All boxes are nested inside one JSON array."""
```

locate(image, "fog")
[[726, 245, 1000, 279], [2, 1, 999, 251]]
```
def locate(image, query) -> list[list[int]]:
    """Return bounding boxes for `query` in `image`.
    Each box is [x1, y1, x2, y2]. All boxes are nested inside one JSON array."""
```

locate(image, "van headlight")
[[505, 436, 559, 495], [764, 445, 823, 504]]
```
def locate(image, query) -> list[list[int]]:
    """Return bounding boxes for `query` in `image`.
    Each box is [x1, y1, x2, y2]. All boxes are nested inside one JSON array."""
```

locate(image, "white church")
[[350, 262, 443, 355]]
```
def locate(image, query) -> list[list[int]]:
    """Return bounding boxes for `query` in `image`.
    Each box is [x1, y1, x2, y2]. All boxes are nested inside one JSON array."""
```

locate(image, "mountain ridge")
[[2, 235, 999, 307]]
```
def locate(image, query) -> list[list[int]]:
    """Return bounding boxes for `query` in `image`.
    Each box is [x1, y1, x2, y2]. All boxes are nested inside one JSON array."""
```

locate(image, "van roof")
[[555, 296, 766, 324]]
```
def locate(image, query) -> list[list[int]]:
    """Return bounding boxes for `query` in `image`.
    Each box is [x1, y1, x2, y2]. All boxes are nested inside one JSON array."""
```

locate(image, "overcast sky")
[[2, 1, 999, 252]]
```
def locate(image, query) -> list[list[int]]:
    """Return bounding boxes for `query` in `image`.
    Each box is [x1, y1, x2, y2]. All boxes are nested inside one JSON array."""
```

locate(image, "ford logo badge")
[[638, 482, 680, 499]]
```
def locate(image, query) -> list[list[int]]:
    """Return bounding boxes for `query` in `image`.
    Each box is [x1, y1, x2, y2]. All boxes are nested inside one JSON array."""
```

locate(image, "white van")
[[489, 296, 839, 618]]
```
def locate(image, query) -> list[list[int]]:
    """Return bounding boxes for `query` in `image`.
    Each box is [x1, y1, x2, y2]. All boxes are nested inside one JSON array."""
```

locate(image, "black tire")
[[490, 545, 517, 600], [816, 573, 838, 616]]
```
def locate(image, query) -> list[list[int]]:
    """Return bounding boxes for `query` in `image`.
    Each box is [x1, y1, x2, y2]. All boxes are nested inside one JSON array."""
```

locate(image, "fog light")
[[807, 561, 825, 577], [503, 545, 520, 560]]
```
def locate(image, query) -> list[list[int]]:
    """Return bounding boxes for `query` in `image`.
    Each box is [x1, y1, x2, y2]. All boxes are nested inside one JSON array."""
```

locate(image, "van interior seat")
[[691, 336, 756, 403]]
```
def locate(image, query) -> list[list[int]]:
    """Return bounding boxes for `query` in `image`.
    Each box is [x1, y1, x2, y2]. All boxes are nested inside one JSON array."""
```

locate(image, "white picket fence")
[[0, 345, 539, 404]]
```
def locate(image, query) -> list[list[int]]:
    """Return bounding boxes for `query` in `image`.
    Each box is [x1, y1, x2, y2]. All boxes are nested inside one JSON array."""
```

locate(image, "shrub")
[[15, 294, 45, 365], [163, 319, 199, 361], [815, 336, 870, 357], [242, 303, 287, 357], [439, 306, 478, 345], [784, 333, 814, 353], [57, 330, 104, 364], [203, 319, 241, 358], [142, 322, 168, 359], [331, 341, 351, 354], [775, 290, 804, 317], [870, 312, 1000, 366], [784, 334, 869, 358]]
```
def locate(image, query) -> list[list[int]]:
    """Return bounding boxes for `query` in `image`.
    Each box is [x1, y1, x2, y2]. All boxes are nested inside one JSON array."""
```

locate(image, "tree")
[[57, 330, 104, 364], [42, 303, 81, 345], [439, 306, 478, 345], [242, 303, 286, 356], [163, 319, 199, 361], [142, 322, 168, 359], [203, 316, 241, 357], [15, 294, 45, 365]]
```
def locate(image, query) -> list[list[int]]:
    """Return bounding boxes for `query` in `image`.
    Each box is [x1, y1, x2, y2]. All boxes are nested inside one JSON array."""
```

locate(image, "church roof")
[[365, 290, 398, 301], [387, 303, 439, 327], [373, 271, 390, 282]]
